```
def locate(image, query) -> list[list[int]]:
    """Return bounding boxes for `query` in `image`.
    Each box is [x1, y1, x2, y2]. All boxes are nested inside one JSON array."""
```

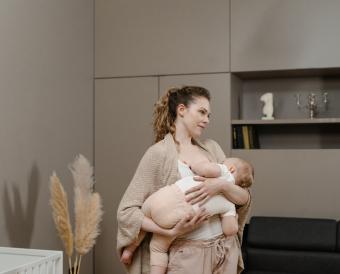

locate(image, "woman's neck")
[[174, 124, 192, 146]]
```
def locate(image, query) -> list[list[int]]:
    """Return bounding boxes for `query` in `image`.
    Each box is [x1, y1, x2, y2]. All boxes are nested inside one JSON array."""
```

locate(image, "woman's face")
[[178, 96, 211, 138]]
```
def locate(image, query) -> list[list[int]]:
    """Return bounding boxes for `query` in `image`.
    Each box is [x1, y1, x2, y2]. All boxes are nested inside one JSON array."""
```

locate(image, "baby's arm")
[[190, 161, 222, 178]]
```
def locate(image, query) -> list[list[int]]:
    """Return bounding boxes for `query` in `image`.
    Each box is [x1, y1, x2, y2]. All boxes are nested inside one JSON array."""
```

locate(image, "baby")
[[120, 157, 253, 274]]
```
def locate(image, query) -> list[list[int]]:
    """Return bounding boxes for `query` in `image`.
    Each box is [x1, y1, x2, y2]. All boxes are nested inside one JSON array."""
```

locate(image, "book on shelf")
[[232, 125, 260, 149], [234, 125, 244, 149], [242, 126, 250, 149]]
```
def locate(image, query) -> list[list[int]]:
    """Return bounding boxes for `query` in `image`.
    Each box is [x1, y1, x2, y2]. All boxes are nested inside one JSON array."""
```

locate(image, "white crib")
[[0, 247, 62, 274]]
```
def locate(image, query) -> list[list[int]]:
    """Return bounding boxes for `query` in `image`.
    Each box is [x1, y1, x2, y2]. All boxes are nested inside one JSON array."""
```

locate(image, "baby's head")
[[223, 157, 254, 188]]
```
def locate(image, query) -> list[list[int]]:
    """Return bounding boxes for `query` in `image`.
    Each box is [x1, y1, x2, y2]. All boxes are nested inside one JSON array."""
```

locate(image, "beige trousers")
[[167, 235, 239, 274]]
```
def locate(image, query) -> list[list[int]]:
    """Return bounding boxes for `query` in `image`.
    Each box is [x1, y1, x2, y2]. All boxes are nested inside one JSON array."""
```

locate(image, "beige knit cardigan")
[[117, 133, 251, 274]]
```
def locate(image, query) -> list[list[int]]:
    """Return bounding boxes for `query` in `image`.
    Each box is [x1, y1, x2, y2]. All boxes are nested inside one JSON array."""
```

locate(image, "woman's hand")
[[185, 176, 223, 206], [169, 207, 209, 237]]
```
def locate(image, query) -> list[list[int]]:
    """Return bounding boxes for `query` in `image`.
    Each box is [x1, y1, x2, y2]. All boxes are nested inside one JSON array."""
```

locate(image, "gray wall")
[[0, 1, 94, 274]]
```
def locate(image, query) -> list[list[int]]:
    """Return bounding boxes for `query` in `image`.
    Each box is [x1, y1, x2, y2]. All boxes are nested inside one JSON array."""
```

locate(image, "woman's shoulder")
[[143, 137, 169, 159], [147, 139, 166, 155]]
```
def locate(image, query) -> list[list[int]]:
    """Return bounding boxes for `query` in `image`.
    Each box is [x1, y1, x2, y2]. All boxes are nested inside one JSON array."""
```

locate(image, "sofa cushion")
[[248, 216, 337, 251], [247, 247, 340, 274], [337, 221, 340, 252]]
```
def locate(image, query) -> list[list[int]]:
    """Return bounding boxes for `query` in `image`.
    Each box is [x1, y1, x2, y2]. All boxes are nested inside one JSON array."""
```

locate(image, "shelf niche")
[[230, 70, 340, 149]]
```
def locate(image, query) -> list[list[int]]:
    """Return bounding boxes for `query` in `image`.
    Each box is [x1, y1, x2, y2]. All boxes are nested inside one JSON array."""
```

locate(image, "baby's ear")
[[229, 164, 236, 173]]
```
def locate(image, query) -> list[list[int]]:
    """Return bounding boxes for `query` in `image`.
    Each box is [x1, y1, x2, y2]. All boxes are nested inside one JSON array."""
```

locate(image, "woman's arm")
[[117, 146, 164, 253], [185, 176, 250, 206]]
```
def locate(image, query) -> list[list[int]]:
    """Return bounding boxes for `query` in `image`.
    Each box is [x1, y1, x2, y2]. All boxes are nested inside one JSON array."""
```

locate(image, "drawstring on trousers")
[[212, 236, 229, 271]]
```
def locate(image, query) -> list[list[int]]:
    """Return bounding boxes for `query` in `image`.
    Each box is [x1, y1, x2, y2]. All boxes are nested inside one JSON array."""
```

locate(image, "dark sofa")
[[241, 216, 340, 274]]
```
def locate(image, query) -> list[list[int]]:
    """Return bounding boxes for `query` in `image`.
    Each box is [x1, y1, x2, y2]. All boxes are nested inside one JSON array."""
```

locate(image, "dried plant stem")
[[77, 255, 82, 274], [73, 256, 78, 274], [68, 257, 72, 274]]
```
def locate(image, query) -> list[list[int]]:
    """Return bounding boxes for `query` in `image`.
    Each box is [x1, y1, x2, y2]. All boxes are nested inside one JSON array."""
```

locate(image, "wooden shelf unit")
[[230, 69, 340, 149]]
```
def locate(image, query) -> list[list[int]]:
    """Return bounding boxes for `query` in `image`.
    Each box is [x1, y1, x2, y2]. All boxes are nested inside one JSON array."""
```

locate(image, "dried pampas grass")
[[50, 154, 103, 274], [75, 192, 103, 255], [69, 154, 94, 194], [70, 155, 103, 256], [49, 172, 73, 270]]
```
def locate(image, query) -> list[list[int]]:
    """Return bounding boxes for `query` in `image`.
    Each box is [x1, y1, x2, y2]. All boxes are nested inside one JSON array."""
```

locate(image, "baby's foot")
[[120, 249, 133, 265]]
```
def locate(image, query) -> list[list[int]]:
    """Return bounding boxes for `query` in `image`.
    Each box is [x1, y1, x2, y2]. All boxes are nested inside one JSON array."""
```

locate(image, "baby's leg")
[[149, 234, 176, 274], [221, 215, 238, 236], [141, 184, 193, 272], [142, 184, 194, 273]]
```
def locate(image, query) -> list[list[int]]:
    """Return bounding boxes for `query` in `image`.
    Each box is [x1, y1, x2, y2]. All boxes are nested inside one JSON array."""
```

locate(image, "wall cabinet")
[[96, 0, 230, 77], [231, 0, 340, 72]]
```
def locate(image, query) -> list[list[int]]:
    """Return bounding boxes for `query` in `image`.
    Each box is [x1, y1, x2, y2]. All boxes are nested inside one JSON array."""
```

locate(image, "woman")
[[117, 86, 251, 274]]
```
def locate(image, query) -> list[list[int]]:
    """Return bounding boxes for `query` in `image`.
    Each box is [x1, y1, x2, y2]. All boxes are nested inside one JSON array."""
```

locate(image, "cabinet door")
[[96, 0, 229, 77], [95, 77, 158, 274], [160, 74, 231, 155], [231, 0, 340, 71], [232, 150, 340, 220]]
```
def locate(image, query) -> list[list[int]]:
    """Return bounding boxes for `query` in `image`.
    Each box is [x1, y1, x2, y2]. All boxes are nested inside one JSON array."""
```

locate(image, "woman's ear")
[[177, 103, 186, 117]]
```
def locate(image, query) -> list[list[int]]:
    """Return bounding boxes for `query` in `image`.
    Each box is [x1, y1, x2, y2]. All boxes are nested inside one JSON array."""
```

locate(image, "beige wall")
[[0, 1, 94, 274]]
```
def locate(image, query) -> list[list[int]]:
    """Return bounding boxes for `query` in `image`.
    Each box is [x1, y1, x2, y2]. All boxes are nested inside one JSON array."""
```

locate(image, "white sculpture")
[[260, 92, 274, 120]]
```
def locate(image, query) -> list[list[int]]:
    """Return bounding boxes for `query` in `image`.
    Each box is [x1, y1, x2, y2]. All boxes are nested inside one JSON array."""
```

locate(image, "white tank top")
[[177, 160, 223, 240]]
